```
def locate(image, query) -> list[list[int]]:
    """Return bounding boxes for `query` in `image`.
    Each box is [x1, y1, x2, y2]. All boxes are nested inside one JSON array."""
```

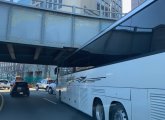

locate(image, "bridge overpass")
[[0, 0, 119, 65]]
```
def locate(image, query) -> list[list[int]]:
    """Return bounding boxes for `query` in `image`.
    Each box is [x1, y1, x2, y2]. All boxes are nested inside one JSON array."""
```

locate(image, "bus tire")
[[93, 100, 105, 120], [46, 86, 49, 92], [109, 103, 128, 120], [48, 88, 53, 94]]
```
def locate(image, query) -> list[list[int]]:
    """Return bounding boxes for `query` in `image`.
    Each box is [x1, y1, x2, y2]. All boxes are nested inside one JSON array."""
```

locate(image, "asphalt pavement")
[[0, 89, 92, 120]]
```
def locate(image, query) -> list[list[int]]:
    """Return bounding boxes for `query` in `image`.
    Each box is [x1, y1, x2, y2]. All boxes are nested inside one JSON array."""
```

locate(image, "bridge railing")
[[4, 0, 123, 20]]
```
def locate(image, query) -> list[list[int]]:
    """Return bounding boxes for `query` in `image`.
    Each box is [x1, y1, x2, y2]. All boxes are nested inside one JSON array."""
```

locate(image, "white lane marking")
[[0, 93, 4, 111], [43, 98, 57, 105]]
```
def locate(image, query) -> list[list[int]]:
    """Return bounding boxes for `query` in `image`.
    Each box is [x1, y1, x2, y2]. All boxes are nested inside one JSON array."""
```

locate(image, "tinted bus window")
[[131, 0, 165, 52], [62, 0, 165, 68]]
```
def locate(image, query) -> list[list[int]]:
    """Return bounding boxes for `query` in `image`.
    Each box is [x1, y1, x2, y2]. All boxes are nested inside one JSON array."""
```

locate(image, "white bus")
[[56, 0, 165, 120]]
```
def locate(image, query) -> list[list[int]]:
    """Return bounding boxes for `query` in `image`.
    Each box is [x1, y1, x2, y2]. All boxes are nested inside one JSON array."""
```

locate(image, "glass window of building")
[[97, 3, 100, 10], [58, 0, 62, 9]]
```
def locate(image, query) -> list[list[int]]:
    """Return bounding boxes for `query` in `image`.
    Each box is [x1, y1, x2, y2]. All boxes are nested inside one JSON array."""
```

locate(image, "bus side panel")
[[69, 85, 79, 108], [148, 89, 165, 120], [61, 83, 94, 116], [69, 87, 132, 120], [66, 85, 73, 106], [105, 87, 131, 100], [78, 85, 94, 116], [131, 89, 149, 120], [91, 87, 131, 120], [87, 95, 132, 120], [61, 87, 70, 104]]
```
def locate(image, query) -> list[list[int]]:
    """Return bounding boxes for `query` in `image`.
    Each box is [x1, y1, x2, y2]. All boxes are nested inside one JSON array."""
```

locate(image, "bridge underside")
[[0, 42, 76, 65], [0, 1, 115, 65]]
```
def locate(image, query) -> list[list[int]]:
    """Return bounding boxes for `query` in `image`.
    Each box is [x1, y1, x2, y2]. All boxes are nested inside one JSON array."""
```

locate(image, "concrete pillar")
[[44, 65, 48, 78]]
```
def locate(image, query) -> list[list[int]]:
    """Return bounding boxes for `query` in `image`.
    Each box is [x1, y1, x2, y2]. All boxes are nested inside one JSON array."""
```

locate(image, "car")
[[10, 80, 15, 87], [10, 82, 30, 97], [47, 83, 56, 94], [0, 80, 11, 89], [35, 79, 55, 91], [10, 76, 23, 87]]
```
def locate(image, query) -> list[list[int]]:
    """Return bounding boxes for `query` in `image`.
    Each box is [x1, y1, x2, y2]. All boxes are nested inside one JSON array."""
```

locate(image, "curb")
[[0, 93, 4, 111]]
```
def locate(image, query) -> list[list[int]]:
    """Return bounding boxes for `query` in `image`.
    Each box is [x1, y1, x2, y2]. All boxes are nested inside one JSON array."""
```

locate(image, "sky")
[[122, 0, 132, 13]]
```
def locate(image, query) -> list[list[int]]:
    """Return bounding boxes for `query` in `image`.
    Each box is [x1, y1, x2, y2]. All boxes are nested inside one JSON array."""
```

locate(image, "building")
[[0, 62, 24, 80], [18, 0, 32, 5], [32, 0, 122, 19], [131, 0, 146, 10], [0, 62, 56, 83], [24, 64, 56, 83], [32, 0, 62, 8]]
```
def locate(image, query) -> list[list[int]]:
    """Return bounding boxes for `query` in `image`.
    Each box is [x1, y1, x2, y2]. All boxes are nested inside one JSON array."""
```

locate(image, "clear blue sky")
[[122, 0, 131, 13]]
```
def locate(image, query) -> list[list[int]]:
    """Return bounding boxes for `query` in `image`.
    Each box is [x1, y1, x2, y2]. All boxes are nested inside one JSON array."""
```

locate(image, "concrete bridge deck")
[[0, 0, 118, 65]]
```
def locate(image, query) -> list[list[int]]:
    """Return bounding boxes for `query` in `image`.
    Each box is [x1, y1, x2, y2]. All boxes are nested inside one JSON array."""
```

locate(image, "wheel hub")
[[114, 110, 127, 120], [96, 105, 104, 120]]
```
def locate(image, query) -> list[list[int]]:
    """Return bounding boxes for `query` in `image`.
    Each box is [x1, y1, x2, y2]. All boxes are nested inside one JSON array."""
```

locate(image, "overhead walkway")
[[0, 0, 120, 65]]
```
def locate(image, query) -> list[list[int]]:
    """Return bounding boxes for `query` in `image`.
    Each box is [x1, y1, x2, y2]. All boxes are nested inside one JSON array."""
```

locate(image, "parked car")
[[35, 79, 55, 91], [47, 83, 56, 94], [0, 80, 11, 89], [10, 82, 30, 97]]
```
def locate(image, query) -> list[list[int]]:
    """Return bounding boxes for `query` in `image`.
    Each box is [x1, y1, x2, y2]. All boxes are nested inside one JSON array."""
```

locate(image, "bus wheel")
[[109, 103, 128, 120], [93, 101, 105, 120]]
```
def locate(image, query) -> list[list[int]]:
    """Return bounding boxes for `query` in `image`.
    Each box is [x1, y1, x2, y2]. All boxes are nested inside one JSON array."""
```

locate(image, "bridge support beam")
[[34, 47, 42, 60], [7, 44, 16, 60]]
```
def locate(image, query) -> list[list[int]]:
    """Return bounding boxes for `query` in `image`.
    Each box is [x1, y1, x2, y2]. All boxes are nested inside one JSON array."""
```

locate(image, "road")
[[0, 89, 92, 120]]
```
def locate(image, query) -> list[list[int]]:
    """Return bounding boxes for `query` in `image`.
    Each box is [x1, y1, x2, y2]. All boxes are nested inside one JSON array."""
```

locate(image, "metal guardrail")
[[3, 0, 124, 20]]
